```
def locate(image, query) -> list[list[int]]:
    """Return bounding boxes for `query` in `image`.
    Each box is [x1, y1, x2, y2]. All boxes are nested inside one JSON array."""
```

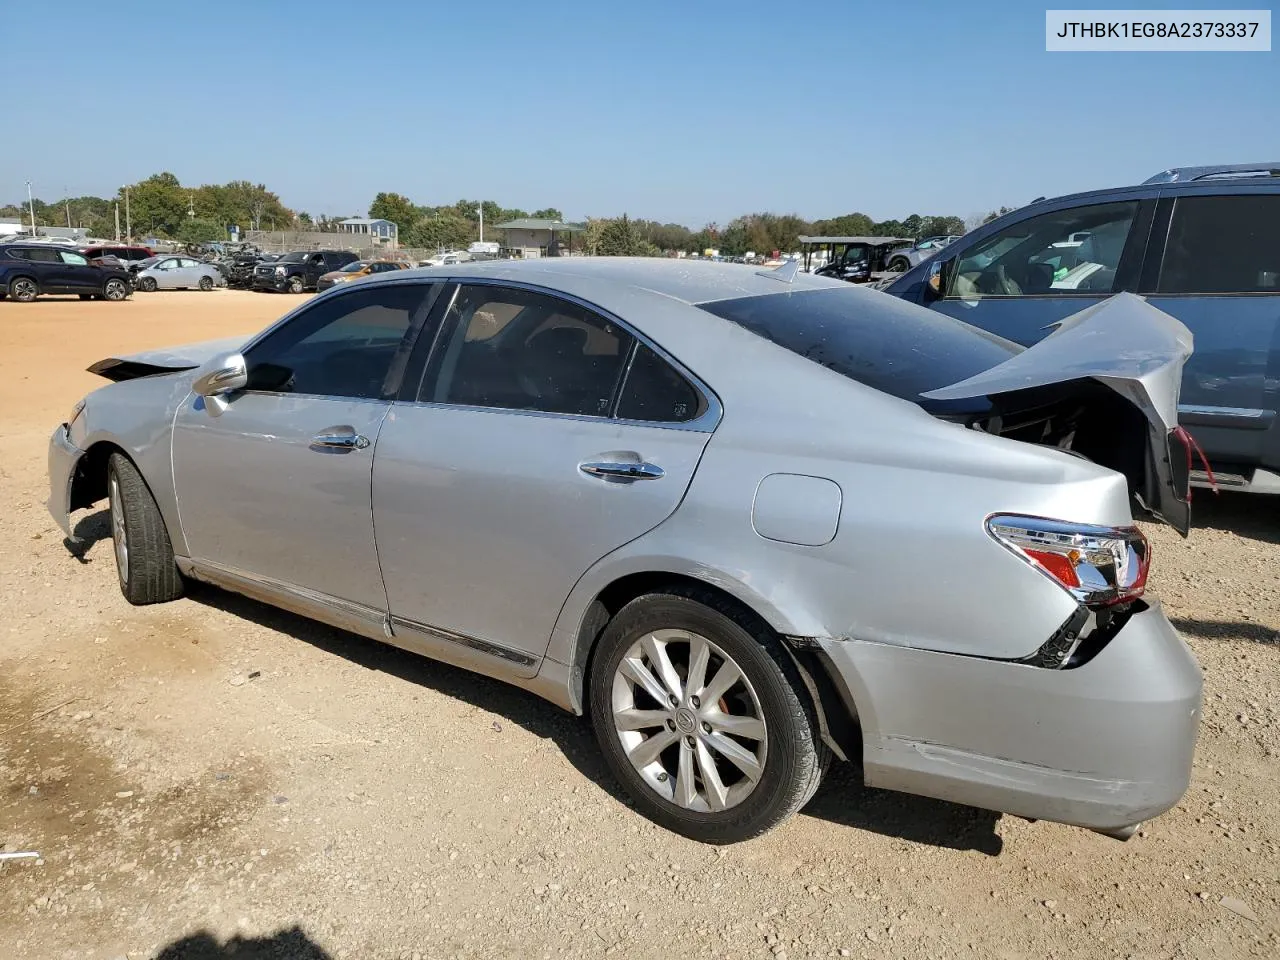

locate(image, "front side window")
[[59, 251, 89, 265], [423, 285, 634, 417], [949, 201, 1138, 298], [245, 284, 430, 399], [158, 258, 179, 270], [1157, 195, 1280, 294]]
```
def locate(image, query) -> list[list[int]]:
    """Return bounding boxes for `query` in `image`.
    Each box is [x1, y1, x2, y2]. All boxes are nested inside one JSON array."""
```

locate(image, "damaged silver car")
[[49, 258, 1202, 844]]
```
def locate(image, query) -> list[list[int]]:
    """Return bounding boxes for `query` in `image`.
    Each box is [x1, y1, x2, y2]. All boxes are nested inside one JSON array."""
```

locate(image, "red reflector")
[[1025, 548, 1081, 588]]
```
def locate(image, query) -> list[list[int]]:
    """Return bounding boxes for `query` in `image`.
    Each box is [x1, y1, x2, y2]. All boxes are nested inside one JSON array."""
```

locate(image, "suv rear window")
[[698, 287, 1016, 410], [1157, 195, 1280, 294]]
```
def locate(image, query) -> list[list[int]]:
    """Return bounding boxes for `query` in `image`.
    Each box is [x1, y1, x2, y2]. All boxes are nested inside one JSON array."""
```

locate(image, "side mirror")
[[192, 352, 247, 397], [926, 258, 952, 300]]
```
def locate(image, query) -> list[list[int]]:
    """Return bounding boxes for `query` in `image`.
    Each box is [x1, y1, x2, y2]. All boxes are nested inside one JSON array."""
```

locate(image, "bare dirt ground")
[[1, 290, 1278, 960]]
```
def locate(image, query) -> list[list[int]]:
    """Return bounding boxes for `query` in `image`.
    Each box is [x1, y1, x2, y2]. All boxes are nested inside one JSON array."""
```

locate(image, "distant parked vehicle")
[[800, 236, 914, 284], [0, 243, 132, 302], [134, 256, 224, 292], [884, 235, 962, 275], [82, 245, 155, 273], [316, 259, 410, 291], [253, 250, 359, 293], [419, 251, 469, 267]]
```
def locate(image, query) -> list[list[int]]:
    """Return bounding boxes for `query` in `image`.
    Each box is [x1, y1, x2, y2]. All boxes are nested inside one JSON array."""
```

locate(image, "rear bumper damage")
[[47, 422, 83, 538], [821, 600, 1202, 833]]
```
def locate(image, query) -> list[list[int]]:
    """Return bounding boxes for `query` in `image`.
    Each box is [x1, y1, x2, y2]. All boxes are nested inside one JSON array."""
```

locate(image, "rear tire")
[[137, 276, 157, 293], [9, 276, 39, 302], [199, 275, 214, 291], [107, 453, 184, 605], [887, 257, 910, 274], [588, 590, 828, 844]]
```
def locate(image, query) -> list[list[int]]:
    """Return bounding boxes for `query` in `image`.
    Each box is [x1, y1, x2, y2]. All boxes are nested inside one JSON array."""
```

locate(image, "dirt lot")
[[1, 290, 1278, 960]]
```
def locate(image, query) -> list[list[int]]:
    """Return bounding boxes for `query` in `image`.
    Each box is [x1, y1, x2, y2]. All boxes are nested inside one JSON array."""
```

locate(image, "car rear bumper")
[[47, 422, 83, 538], [820, 600, 1202, 831]]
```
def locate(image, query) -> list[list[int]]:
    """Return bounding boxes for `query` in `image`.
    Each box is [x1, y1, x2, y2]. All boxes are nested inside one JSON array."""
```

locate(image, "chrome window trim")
[[414, 276, 723, 434], [1177, 404, 1268, 419]]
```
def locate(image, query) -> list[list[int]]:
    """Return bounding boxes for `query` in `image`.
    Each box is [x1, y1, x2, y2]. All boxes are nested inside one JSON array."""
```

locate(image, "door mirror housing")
[[192, 352, 248, 397], [926, 258, 952, 300]]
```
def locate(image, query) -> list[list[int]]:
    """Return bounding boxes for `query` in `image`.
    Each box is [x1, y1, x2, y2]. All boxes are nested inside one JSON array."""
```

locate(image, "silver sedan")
[[48, 259, 1201, 843], [134, 255, 224, 292]]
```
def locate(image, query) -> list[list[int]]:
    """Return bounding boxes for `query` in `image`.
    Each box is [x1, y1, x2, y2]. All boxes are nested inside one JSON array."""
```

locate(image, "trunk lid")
[[923, 293, 1193, 535]]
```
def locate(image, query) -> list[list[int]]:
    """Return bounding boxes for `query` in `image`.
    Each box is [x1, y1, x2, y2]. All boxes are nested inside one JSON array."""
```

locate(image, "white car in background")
[[133, 256, 224, 292]]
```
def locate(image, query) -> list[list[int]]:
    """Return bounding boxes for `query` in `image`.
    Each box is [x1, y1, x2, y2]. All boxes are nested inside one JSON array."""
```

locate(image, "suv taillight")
[[986, 514, 1149, 608]]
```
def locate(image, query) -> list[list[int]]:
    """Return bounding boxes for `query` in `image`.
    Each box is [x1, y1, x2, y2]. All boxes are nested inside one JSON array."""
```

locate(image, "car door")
[[174, 257, 201, 287], [20, 246, 65, 291], [57, 250, 99, 293], [927, 197, 1152, 345], [171, 281, 439, 614], [372, 282, 716, 671], [1140, 190, 1280, 474], [151, 257, 181, 289]]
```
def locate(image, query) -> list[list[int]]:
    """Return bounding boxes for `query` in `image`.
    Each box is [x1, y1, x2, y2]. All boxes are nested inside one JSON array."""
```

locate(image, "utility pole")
[[114, 203, 121, 241], [122, 186, 132, 242], [65, 187, 72, 228], [26, 181, 37, 236], [477, 204, 483, 243]]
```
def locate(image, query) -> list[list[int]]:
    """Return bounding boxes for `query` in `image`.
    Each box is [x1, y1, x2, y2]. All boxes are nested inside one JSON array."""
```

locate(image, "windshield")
[[698, 287, 1017, 413], [340, 261, 368, 273], [280, 252, 308, 263]]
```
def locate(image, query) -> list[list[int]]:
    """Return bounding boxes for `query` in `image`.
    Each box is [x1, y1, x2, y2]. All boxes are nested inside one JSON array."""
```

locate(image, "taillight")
[[986, 514, 1149, 608]]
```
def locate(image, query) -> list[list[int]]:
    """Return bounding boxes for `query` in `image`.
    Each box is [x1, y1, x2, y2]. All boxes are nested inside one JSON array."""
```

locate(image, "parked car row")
[[0, 241, 133, 302]]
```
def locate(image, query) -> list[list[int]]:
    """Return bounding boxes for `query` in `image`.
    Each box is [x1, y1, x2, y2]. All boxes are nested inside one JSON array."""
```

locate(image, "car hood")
[[924, 292, 1193, 534], [319, 269, 362, 281], [86, 335, 248, 382]]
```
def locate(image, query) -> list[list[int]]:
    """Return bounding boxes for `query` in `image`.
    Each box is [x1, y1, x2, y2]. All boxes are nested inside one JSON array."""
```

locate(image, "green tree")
[[368, 192, 417, 235], [811, 212, 874, 237], [175, 218, 225, 244], [598, 214, 645, 256], [530, 207, 563, 221]]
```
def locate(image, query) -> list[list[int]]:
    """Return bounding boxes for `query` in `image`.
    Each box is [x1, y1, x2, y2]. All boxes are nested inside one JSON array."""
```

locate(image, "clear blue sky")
[[3, 0, 1276, 226]]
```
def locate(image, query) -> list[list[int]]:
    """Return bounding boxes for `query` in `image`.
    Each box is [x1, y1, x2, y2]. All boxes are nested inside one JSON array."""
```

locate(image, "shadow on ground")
[[1170, 616, 1278, 645], [154, 927, 331, 959], [1186, 489, 1280, 545], [187, 581, 1002, 853]]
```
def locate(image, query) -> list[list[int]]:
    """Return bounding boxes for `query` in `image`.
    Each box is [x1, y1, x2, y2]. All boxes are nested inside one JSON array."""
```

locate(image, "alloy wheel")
[[109, 470, 129, 584], [104, 279, 127, 301], [11, 278, 38, 302], [611, 629, 768, 813]]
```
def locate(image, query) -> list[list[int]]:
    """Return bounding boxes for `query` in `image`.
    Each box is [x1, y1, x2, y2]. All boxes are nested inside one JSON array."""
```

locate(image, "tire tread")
[[108, 453, 184, 605]]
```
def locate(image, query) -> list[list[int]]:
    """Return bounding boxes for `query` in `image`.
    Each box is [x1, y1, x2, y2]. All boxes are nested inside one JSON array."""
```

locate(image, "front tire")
[[9, 276, 39, 302], [199, 275, 214, 291], [287, 275, 305, 294], [103, 278, 129, 301], [589, 591, 827, 844], [887, 257, 910, 274], [107, 453, 184, 605], [137, 276, 157, 293]]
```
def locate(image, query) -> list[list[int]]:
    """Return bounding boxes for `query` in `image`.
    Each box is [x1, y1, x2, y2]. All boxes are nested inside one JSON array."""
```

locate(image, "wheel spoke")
[[695, 740, 729, 811], [641, 634, 683, 700], [700, 660, 741, 707], [674, 738, 697, 808], [619, 656, 669, 707], [614, 708, 670, 732], [705, 711, 765, 741], [627, 728, 678, 768], [705, 732, 763, 782], [686, 636, 710, 701]]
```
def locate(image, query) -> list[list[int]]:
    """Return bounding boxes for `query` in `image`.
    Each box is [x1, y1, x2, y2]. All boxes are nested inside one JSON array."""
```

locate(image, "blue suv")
[[886, 162, 1280, 494]]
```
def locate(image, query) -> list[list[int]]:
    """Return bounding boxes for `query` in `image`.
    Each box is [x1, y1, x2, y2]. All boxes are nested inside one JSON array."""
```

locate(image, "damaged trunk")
[[923, 293, 1194, 535]]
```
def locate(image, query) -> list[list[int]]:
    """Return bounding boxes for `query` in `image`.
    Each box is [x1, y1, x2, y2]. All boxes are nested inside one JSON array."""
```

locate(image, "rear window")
[[697, 287, 1016, 409]]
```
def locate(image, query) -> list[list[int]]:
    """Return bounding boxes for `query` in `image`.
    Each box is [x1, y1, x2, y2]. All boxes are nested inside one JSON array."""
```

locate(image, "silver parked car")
[[134, 255, 223, 292], [884, 235, 963, 275], [49, 259, 1202, 844]]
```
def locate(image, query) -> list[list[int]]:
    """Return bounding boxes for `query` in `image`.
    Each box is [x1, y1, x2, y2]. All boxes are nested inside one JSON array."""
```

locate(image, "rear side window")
[[20, 247, 61, 263], [699, 287, 1016, 410], [1157, 195, 1280, 294], [617, 344, 703, 423]]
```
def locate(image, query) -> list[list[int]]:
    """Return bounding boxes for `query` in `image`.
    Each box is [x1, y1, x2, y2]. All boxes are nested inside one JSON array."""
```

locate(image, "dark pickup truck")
[[252, 249, 359, 293]]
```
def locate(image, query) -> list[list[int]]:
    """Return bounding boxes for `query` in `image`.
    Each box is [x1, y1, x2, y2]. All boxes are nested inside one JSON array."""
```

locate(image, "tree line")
[[4, 174, 1004, 254]]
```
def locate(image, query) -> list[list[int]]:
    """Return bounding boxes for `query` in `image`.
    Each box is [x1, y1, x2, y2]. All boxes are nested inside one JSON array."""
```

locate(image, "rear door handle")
[[579, 460, 664, 481], [311, 429, 370, 450]]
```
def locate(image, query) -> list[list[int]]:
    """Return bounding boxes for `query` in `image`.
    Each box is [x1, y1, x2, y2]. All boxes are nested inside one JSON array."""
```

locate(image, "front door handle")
[[311, 430, 370, 450], [579, 460, 664, 481]]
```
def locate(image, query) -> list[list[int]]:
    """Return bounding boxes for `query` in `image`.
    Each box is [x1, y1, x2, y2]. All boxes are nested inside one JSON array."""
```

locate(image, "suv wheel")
[[287, 275, 305, 294], [103, 278, 129, 301], [589, 591, 828, 843], [9, 277, 39, 302]]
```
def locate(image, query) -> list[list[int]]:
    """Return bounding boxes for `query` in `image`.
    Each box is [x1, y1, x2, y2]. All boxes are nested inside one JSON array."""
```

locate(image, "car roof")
[[387, 257, 847, 306]]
